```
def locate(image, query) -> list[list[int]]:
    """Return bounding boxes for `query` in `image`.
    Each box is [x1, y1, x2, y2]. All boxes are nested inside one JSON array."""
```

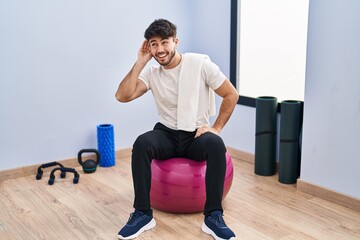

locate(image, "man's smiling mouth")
[[157, 52, 167, 59]]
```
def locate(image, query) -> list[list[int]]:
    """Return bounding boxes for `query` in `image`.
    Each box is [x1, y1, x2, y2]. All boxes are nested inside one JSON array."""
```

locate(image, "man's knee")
[[206, 132, 225, 148], [133, 132, 154, 153], [202, 133, 226, 154]]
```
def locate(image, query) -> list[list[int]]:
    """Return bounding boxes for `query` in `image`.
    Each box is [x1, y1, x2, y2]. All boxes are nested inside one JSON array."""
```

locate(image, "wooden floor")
[[1, 151, 359, 240]]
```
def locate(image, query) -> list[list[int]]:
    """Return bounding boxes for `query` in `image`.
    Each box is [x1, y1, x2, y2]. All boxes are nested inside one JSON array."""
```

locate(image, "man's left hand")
[[195, 126, 220, 138]]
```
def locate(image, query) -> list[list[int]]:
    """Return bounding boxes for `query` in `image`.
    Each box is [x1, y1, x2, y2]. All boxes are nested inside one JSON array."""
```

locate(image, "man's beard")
[[154, 50, 176, 67]]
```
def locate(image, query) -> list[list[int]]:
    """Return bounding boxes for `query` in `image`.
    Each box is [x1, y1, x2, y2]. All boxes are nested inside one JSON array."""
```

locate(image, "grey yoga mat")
[[254, 96, 278, 176], [278, 100, 303, 184]]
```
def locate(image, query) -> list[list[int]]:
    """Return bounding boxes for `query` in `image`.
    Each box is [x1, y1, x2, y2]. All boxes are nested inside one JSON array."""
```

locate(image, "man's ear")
[[174, 37, 179, 46]]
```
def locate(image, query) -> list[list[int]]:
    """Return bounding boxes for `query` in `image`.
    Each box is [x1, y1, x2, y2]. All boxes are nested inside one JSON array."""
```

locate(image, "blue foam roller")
[[97, 124, 115, 167]]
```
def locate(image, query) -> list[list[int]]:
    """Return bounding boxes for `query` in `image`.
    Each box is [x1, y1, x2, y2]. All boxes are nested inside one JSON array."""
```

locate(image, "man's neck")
[[163, 52, 182, 69]]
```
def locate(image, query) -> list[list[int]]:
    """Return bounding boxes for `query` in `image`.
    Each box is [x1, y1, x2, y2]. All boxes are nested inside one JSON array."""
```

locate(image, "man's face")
[[148, 36, 178, 68]]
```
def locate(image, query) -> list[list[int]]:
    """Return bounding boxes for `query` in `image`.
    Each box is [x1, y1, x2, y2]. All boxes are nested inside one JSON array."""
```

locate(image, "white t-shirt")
[[139, 55, 226, 130]]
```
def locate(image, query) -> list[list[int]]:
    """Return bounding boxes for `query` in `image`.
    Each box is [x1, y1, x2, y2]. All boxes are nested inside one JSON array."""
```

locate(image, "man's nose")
[[157, 45, 165, 53]]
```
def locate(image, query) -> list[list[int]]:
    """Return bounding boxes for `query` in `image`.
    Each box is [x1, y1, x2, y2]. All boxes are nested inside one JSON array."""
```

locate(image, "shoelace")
[[213, 214, 227, 228], [127, 211, 144, 225]]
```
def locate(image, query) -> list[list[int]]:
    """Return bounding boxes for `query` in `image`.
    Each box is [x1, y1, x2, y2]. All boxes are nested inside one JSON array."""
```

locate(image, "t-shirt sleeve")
[[202, 59, 227, 90], [138, 67, 151, 90]]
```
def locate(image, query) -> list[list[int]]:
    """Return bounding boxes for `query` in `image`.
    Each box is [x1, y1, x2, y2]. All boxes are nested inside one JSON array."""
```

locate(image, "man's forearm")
[[212, 94, 238, 133]]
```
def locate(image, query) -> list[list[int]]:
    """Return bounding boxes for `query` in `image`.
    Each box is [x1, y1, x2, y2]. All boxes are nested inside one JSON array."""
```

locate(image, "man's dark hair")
[[144, 19, 177, 40]]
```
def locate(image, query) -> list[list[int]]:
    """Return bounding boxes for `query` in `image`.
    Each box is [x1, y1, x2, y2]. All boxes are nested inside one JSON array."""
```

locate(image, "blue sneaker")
[[118, 210, 156, 239], [201, 211, 236, 240]]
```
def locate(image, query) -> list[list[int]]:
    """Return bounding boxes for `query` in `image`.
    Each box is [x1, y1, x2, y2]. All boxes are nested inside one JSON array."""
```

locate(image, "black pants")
[[131, 122, 227, 216]]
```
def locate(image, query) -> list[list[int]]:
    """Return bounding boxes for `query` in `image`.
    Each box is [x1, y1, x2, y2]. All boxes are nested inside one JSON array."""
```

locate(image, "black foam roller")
[[254, 96, 278, 176], [278, 100, 303, 184]]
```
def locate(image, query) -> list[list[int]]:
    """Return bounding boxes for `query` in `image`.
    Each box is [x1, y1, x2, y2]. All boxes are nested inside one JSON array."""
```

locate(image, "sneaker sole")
[[201, 222, 237, 240], [118, 218, 156, 240]]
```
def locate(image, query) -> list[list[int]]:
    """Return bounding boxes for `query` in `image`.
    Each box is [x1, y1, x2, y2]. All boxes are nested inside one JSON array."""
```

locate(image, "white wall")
[[300, 0, 360, 198], [0, 0, 192, 170]]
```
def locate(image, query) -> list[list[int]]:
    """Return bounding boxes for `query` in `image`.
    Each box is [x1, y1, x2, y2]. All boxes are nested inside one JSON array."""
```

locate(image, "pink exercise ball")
[[150, 152, 234, 213]]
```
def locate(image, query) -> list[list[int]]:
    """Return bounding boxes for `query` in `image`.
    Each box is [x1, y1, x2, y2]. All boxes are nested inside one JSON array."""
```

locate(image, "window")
[[230, 0, 309, 107]]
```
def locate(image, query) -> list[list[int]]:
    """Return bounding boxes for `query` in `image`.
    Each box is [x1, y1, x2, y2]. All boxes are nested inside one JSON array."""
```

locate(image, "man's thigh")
[[184, 132, 226, 161], [133, 123, 178, 160]]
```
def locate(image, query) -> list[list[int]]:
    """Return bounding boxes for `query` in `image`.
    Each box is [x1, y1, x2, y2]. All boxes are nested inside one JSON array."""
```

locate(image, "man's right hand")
[[138, 40, 152, 64]]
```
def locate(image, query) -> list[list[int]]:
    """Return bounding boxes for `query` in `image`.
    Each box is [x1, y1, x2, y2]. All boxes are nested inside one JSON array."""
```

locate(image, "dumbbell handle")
[[48, 167, 80, 185], [36, 161, 65, 180]]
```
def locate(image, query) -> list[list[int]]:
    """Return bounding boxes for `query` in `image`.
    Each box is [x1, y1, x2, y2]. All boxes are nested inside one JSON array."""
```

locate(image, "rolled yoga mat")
[[254, 96, 278, 176], [97, 124, 115, 167], [278, 100, 303, 184]]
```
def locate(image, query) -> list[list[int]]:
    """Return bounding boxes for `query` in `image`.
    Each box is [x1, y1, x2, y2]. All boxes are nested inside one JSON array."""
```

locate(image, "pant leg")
[[185, 132, 227, 216], [131, 123, 177, 211]]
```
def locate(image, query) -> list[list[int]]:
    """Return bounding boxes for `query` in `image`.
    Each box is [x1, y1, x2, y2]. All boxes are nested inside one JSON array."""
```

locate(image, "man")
[[115, 19, 238, 240]]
